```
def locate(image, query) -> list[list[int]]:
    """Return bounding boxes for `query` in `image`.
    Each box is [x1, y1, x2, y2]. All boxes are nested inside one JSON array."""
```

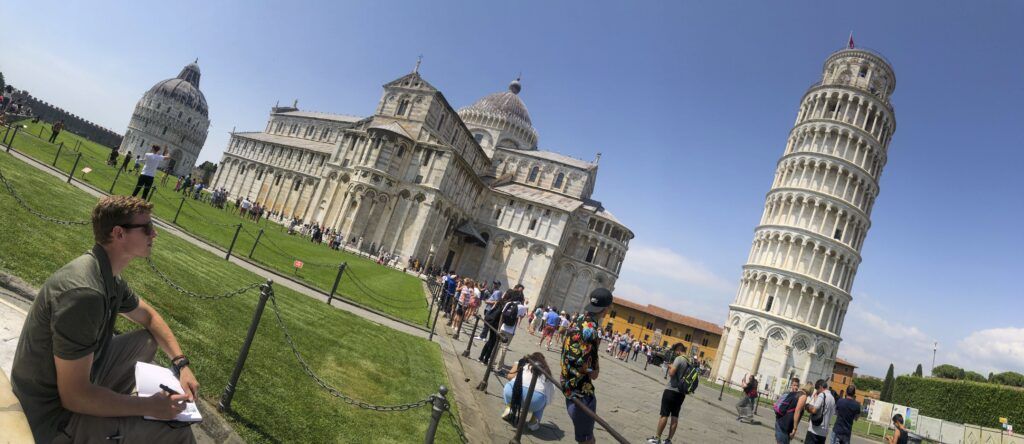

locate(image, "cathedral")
[[210, 68, 633, 312], [120, 61, 211, 176]]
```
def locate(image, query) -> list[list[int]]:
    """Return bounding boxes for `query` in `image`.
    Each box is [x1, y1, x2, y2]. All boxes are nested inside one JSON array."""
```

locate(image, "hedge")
[[891, 376, 1024, 427]]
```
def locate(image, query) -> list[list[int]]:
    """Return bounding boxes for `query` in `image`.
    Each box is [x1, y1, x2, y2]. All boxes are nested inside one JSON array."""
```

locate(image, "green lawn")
[[0, 147, 461, 443], [1, 119, 429, 325]]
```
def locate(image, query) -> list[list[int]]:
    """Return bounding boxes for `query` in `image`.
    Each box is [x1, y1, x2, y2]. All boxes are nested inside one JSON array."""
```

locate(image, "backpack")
[[500, 302, 519, 327], [810, 393, 825, 426], [773, 392, 797, 418], [669, 357, 700, 394]]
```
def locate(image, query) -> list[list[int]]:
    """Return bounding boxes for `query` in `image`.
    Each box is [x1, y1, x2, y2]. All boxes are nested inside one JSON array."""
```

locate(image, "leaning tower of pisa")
[[715, 44, 896, 392]]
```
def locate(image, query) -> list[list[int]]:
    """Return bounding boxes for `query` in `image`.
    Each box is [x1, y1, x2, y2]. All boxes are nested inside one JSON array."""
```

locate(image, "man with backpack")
[[773, 378, 806, 444], [803, 379, 836, 444], [646, 343, 698, 444], [478, 285, 524, 365]]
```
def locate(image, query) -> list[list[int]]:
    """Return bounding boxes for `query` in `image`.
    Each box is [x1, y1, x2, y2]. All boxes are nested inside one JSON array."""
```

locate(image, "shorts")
[[659, 390, 685, 417], [804, 431, 826, 444], [558, 326, 567, 335], [455, 304, 465, 317], [566, 395, 597, 442], [543, 326, 557, 337]]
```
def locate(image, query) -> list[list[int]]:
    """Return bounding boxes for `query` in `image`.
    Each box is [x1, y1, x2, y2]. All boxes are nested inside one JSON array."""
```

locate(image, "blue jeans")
[[503, 381, 548, 421], [775, 422, 791, 443]]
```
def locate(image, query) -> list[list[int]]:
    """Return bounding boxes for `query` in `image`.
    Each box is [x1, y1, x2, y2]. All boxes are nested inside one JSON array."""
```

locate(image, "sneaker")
[[527, 418, 540, 431], [645, 438, 661, 444], [501, 406, 512, 421], [663, 439, 672, 444]]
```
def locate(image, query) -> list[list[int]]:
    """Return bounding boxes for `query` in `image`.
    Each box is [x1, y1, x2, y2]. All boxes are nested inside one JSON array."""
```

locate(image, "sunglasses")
[[118, 221, 155, 235]]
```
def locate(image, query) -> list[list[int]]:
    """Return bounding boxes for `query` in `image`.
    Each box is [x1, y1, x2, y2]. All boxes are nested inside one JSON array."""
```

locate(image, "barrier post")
[[7, 126, 19, 152], [75, 139, 81, 151], [225, 223, 242, 260], [218, 279, 273, 412], [109, 164, 122, 193], [39, 126, 44, 137], [423, 385, 449, 444], [425, 282, 438, 328], [53, 142, 63, 166], [462, 316, 481, 357], [2, 124, 10, 144], [247, 228, 264, 258], [67, 153, 82, 184], [173, 197, 185, 224], [510, 370, 541, 443], [719, 378, 726, 401], [428, 296, 442, 342], [326, 262, 347, 305]]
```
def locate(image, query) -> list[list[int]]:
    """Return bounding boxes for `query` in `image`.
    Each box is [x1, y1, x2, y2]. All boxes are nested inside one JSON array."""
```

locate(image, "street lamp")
[[931, 341, 938, 375]]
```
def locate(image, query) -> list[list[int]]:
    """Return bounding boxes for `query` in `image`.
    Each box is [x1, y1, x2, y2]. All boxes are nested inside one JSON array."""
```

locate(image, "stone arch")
[[744, 319, 762, 334]]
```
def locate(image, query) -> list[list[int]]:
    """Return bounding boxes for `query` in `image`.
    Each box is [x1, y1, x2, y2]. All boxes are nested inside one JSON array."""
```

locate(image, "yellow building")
[[831, 358, 857, 398], [602, 297, 723, 363]]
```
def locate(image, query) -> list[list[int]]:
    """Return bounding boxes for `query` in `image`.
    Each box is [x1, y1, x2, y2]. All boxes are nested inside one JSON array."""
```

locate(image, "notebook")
[[134, 361, 203, 423]]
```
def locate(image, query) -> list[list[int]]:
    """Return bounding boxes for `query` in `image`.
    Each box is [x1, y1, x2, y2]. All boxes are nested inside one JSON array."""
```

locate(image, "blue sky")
[[2, 1, 1021, 378]]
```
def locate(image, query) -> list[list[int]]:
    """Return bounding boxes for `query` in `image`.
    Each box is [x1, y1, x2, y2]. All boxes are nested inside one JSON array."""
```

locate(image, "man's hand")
[[145, 391, 189, 420], [178, 366, 200, 402], [790, 428, 797, 438]]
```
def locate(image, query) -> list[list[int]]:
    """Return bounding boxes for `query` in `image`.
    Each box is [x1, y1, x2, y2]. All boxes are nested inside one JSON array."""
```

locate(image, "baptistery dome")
[[146, 63, 209, 117]]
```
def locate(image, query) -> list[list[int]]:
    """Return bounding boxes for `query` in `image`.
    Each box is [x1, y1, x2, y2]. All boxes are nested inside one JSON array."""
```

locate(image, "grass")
[[0, 147, 461, 443], [1, 119, 429, 325]]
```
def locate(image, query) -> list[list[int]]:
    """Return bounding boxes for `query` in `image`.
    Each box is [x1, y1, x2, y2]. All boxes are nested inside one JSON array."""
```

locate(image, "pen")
[[159, 384, 181, 395]]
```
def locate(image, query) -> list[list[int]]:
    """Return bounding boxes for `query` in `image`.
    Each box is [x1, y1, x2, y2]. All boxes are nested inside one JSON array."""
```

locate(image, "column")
[[723, 330, 746, 385], [780, 345, 793, 380], [801, 351, 817, 384], [750, 336, 767, 378], [388, 197, 413, 252], [370, 196, 398, 250]]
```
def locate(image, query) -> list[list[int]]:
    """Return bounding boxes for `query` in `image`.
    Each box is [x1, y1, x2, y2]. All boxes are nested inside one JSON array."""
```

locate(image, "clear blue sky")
[[2, 1, 1021, 378]]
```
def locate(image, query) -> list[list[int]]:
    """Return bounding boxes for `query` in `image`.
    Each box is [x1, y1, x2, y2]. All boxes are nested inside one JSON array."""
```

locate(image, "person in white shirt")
[[502, 352, 555, 431], [803, 379, 836, 444], [131, 145, 170, 200]]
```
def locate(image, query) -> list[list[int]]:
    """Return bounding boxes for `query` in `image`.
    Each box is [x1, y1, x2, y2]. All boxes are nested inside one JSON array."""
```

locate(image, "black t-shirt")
[[833, 397, 861, 436], [775, 392, 801, 433]]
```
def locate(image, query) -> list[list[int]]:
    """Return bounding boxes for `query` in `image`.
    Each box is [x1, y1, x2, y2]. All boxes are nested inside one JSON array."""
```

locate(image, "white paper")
[[134, 361, 202, 422]]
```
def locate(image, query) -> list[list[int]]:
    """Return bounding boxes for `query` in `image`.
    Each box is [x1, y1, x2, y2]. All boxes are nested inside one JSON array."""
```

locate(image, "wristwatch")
[[172, 355, 190, 377]]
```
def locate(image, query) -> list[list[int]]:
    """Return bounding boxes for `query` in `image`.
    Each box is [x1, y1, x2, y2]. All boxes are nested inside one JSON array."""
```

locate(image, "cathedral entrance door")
[[442, 250, 456, 272]]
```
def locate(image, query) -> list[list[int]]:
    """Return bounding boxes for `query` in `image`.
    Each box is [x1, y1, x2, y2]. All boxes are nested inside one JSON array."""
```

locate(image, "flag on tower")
[[848, 32, 855, 49]]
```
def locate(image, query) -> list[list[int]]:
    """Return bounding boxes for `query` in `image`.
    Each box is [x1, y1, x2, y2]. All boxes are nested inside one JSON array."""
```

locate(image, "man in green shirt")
[[12, 196, 198, 443]]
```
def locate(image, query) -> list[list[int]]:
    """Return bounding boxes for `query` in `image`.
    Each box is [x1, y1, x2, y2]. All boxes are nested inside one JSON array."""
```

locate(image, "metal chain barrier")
[[146, 257, 263, 300], [0, 168, 90, 226], [445, 410, 470, 444], [266, 290, 435, 411]]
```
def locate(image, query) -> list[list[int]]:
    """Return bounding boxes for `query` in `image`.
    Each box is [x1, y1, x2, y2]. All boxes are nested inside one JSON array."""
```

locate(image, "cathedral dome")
[[145, 62, 208, 117], [460, 78, 532, 126]]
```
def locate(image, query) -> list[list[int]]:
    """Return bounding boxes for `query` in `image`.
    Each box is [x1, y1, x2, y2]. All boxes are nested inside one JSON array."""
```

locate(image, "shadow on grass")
[[222, 409, 282, 444]]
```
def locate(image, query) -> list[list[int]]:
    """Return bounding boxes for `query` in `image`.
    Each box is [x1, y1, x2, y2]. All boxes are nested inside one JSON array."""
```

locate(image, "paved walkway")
[[435, 315, 880, 443]]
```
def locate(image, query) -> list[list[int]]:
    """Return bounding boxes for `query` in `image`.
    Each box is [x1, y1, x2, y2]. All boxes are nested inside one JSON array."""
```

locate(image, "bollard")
[[462, 316, 481, 357], [326, 262, 347, 305], [476, 330, 504, 392], [219, 280, 273, 412], [225, 223, 243, 260], [423, 385, 449, 444], [719, 378, 726, 401], [109, 164, 122, 193], [67, 153, 82, 184], [53, 142, 63, 166], [75, 139, 81, 151], [247, 228, 264, 258], [428, 295, 442, 342], [173, 197, 185, 224], [425, 283, 438, 328], [2, 124, 10, 144], [6, 126, 19, 152], [39, 126, 44, 137], [510, 370, 541, 443]]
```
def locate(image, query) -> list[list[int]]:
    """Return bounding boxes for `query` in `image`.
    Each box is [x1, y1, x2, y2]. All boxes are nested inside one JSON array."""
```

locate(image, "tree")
[[964, 371, 986, 382], [0, 71, 5, 92], [990, 372, 1024, 388], [914, 364, 923, 377], [932, 364, 965, 380], [854, 375, 883, 391], [881, 364, 895, 402]]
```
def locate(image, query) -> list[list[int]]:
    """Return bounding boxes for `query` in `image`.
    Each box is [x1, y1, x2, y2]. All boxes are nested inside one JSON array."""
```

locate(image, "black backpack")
[[500, 302, 518, 327]]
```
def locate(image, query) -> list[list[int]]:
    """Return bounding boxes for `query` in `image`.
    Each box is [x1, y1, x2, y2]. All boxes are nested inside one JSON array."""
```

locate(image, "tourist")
[[539, 306, 560, 351], [831, 384, 860, 444], [449, 278, 475, 339], [478, 280, 502, 341], [773, 378, 806, 444], [479, 286, 524, 365], [561, 288, 613, 444], [106, 147, 119, 166], [886, 414, 909, 444], [736, 374, 758, 421], [132, 155, 142, 174], [10, 196, 198, 443], [530, 306, 545, 335], [803, 379, 836, 444], [645, 343, 693, 444], [119, 150, 132, 172], [556, 311, 570, 346], [131, 145, 170, 200], [48, 119, 63, 143], [502, 352, 555, 431]]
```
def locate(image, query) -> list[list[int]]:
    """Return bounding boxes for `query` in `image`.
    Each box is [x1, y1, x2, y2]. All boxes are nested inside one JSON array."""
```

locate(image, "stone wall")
[[6, 88, 122, 147]]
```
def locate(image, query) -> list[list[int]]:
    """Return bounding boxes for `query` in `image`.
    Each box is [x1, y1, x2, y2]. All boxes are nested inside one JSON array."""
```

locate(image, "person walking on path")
[[774, 378, 807, 444], [561, 288, 613, 444], [48, 119, 64, 143], [10, 196, 198, 443], [131, 145, 170, 200], [803, 379, 836, 444], [831, 384, 861, 444], [479, 285, 524, 365], [478, 281, 502, 341], [539, 307, 560, 351], [886, 414, 909, 444], [736, 374, 758, 421], [646, 343, 693, 444]]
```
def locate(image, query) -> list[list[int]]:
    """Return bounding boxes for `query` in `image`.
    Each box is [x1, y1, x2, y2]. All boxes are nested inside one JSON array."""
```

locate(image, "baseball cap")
[[584, 288, 613, 313]]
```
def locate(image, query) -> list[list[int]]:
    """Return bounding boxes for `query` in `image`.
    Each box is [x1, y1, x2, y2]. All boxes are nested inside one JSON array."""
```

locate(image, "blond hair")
[[92, 196, 153, 244]]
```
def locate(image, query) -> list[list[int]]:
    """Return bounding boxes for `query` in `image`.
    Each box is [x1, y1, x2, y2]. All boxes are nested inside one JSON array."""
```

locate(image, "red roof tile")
[[611, 296, 723, 335]]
